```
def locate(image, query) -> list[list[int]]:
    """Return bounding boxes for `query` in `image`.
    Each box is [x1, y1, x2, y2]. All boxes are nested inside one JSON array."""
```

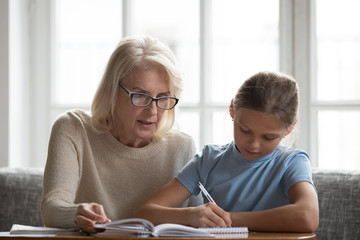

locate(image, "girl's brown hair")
[[233, 71, 299, 128]]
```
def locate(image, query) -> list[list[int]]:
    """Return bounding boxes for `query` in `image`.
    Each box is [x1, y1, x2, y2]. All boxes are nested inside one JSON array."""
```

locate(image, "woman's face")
[[111, 68, 170, 148], [230, 104, 292, 161]]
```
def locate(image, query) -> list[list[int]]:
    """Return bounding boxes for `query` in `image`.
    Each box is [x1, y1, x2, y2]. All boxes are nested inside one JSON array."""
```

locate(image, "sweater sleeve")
[[41, 112, 82, 228]]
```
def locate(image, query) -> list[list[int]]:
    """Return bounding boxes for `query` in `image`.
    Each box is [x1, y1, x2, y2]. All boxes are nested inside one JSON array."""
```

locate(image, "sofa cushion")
[[0, 168, 44, 231], [313, 169, 360, 240]]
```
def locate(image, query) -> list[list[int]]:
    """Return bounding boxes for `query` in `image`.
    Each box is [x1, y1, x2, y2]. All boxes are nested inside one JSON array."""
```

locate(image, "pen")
[[198, 181, 232, 227], [198, 181, 216, 205]]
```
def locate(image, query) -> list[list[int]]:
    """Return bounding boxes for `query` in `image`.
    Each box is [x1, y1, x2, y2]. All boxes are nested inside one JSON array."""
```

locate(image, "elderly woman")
[[41, 35, 199, 233]]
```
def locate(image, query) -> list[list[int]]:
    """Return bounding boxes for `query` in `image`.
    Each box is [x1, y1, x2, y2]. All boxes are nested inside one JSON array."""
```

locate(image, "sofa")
[[0, 168, 43, 232], [0, 167, 359, 240], [312, 169, 360, 240]]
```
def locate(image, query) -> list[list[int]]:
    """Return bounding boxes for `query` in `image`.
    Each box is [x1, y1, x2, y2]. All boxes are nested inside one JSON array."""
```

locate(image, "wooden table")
[[0, 232, 316, 240]]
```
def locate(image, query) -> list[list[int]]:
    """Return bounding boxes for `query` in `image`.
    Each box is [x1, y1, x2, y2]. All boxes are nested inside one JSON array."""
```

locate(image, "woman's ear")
[[229, 99, 235, 119]]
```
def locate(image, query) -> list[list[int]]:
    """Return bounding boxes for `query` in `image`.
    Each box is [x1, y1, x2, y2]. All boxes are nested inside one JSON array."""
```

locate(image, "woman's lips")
[[138, 120, 155, 127]]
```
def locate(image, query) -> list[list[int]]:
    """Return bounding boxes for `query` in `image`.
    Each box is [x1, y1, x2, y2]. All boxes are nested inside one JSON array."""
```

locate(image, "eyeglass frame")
[[118, 83, 179, 110]]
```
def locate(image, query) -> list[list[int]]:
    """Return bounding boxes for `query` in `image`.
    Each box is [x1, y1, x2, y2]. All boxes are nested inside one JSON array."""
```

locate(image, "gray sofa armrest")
[[313, 169, 360, 240], [0, 168, 44, 231]]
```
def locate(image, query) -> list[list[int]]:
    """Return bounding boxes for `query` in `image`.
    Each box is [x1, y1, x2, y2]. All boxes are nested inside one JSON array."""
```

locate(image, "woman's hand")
[[74, 203, 110, 233], [188, 202, 232, 228]]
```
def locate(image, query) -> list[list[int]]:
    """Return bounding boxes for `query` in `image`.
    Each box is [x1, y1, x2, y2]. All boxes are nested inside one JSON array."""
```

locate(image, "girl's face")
[[111, 68, 169, 148], [229, 101, 293, 161]]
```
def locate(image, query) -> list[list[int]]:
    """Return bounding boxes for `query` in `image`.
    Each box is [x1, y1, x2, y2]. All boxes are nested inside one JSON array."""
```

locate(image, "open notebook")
[[94, 218, 248, 237]]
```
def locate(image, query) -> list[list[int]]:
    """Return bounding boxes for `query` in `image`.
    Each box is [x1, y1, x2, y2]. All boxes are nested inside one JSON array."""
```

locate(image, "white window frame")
[[280, 0, 316, 166]]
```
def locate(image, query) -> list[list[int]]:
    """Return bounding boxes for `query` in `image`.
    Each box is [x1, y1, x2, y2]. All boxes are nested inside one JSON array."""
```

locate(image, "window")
[[315, 0, 360, 169], [52, 0, 279, 151], [130, 0, 202, 146], [7, 0, 360, 170], [52, 0, 122, 112]]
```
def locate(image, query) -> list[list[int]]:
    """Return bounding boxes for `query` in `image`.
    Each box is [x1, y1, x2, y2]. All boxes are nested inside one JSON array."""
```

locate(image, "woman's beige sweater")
[[41, 109, 197, 228]]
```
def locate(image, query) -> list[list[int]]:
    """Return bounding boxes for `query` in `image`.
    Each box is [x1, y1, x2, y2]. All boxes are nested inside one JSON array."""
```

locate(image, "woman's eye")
[[133, 93, 149, 100]]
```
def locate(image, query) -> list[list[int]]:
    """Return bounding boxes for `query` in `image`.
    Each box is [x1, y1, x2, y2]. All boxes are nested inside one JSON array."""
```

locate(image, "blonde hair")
[[233, 71, 299, 128], [91, 35, 183, 138]]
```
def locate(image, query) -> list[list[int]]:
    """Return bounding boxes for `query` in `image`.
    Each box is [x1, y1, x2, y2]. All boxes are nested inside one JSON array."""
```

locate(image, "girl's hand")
[[188, 202, 232, 228], [74, 203, 111, 233]]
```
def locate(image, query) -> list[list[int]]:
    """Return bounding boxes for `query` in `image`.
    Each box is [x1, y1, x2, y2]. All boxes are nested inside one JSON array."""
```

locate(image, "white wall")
[[1, 0, 51, 168], [0, 0, 9, 167], [9, 0, 32, 168]]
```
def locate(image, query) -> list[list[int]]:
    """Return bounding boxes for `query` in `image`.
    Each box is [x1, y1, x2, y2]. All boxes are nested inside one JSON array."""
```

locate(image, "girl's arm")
[[132, 178, 232, 228], [230, 181, 319, 233]]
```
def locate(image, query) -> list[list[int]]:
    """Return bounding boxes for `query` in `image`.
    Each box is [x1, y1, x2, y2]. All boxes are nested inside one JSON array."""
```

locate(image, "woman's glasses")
[[119, 83, 179, 110]]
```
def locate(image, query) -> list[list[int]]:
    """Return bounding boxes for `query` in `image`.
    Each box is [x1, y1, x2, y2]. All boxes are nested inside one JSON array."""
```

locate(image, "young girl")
[[132, 71, 319, 233]]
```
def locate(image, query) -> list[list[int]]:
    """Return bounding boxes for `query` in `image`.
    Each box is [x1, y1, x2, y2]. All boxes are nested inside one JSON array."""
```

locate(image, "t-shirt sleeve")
[[282, 151, 313, 195], [176, 152, 204, 196]]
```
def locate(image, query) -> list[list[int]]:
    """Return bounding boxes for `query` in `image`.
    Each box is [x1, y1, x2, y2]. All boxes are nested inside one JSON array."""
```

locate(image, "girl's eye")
[[240, 127, 250, 134], [264, 136, 277, 141]]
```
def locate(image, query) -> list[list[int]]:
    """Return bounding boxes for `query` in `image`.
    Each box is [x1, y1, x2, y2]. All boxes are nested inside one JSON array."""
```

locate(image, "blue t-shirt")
[[176, 142, 313, 212]]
